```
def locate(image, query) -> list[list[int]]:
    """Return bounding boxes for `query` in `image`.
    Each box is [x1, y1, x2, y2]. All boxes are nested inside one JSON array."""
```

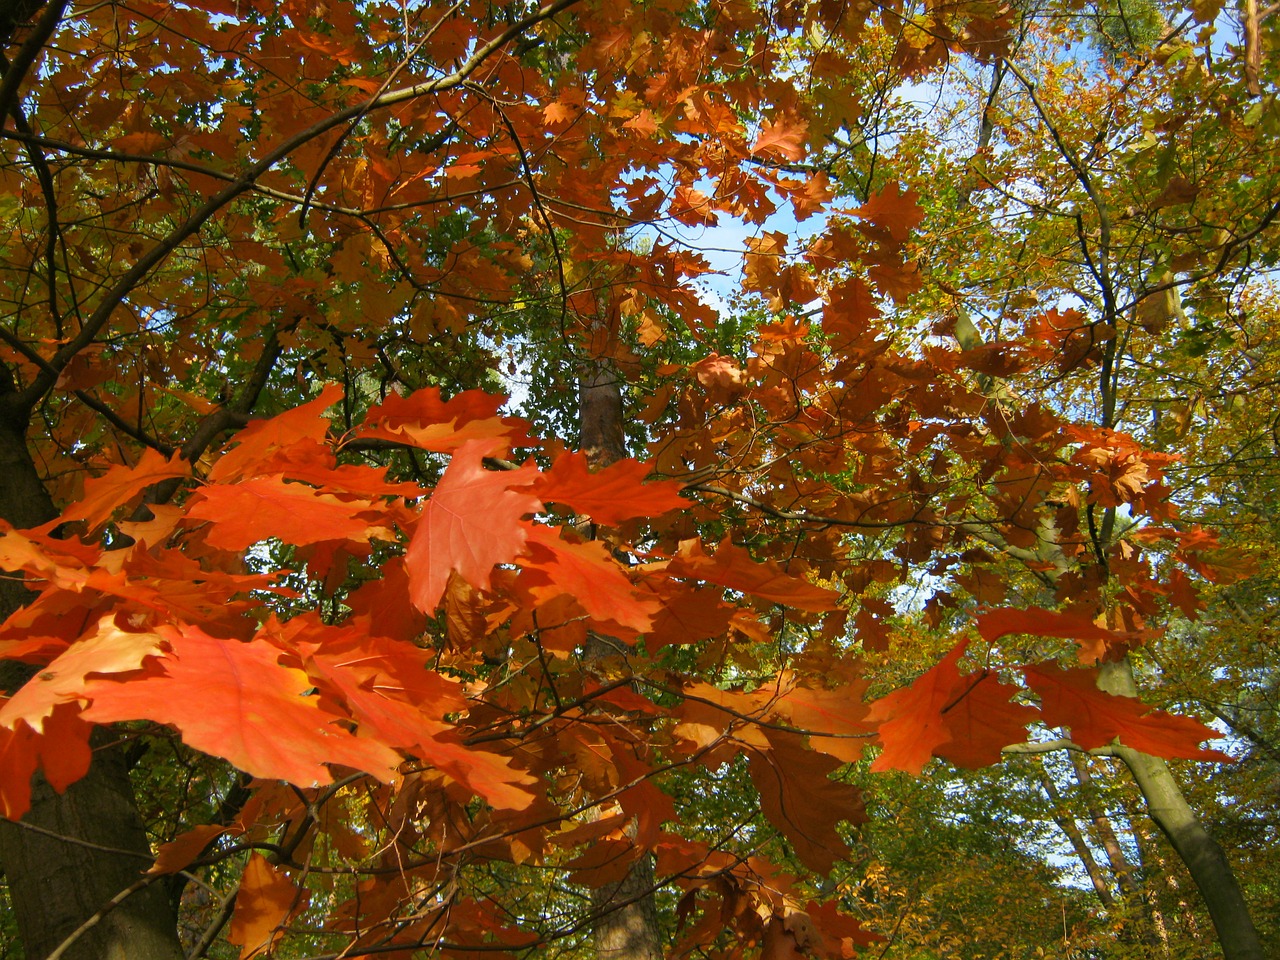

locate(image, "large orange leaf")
[[522, 525, 659, 633], [977, 607, 1143, 664], [208, 383, 344, 483], [0, 704, 92, 820], [1024, 663, 1229, 760], [766, 676, 875, 765], [405, 439, 541, 612], [535, 451, 686, 525], [186, 476, 390, 550], [61, 449, 189, 531], [866, 642, 969, 775], [933, 672, 1038, 768], [357, 387, 534, 454], [81, 626, 402, 785], [0, 617, 164, 731]]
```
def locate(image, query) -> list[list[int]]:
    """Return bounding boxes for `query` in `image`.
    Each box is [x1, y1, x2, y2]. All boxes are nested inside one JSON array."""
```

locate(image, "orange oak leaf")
[[668, 537, 838, 613], [61, 449, 190, 531], [81, 625, 402, 786], [522, 525, 660, 633], [866, 641, 968, 775], [933, 672, 1038, 768], [0, 703, 93, 820], [406, 439, 542, 612], [208, 383, 344, 483], [0, 617, 165, 731], [357, 387, 534, 455], [748, 730, 865, 874], [227, 853, 301, 958], [291, 624, 537, 810], [1023, 663, 1229, 760], [977, 606, 1143, 663], [147, 824, 229, 875], [752, 116, 808, 161], [535, 451, 686, 525], [766, 677, 875, 765], [644, 584, 735, 653], [186, 476, 389, 550]]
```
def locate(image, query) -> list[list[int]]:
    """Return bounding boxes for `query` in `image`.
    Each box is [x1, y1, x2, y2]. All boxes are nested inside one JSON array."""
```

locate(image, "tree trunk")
[[1098, 658, 1264, 960], [577, 355, 662, 960], [0, 400, 184, 960], [1038, 762, 1115, 908]]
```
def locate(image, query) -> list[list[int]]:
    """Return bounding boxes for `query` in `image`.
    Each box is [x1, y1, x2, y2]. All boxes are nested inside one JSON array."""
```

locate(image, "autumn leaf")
[[0, 617, 165, 731], [227, 853, 301, 958], [405, 439, 542, 612], [148, 824, 229, 875], [82, 625, 403, 786], [976, 606, 1144, 664], [752, 116, 808, 161], [535, 451, 686, 525], [208, 384, 344, 483], [748, 730, 865, 874], [0, 704, 93, 820], [522, 525, 660, 633], [1024, 663, 1230, 760], [186, 475, 390, 550], [61, 449, 189, 531], [357, 387, 534, 455], [866, 642, 969, 775], [668, 537, 838, 613]]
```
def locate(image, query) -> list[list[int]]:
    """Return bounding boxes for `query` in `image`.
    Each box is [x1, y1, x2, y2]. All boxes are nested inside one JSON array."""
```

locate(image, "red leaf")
[[208, 384, 344, 483], [535, 451, 686, 526], [977, 606, 1142, 664], [405, 440, 542, 612], [1024, 663, 1229, 760], [0, 704, 92, 820], [82, 625, 402, 786], [933, 672, 1038, 769], [866, 642, 968, 775], [748, 730, 865, 874]]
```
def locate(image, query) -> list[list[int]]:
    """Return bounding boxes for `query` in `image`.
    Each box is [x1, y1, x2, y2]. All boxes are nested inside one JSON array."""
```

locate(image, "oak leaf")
[[82, 625, 402, 786], [748, 730, 865, 874], [227, 853, 301, 958], [405, 440, 542, 612], [61, 449, 189, 532], [535, 451, 686, 525], [1024, 663, 1229, 760]]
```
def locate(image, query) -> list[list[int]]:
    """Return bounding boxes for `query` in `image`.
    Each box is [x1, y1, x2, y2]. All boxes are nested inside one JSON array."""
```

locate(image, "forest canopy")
[[0, 0, 1277, 958]]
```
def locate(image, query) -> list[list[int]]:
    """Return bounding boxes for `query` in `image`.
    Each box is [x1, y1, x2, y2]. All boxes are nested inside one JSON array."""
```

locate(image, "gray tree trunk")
[[1098, 658, 1264, 960]]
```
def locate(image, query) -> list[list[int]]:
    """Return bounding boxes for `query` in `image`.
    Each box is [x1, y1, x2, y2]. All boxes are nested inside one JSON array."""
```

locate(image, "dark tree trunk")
[[0, 398, 184, 960]]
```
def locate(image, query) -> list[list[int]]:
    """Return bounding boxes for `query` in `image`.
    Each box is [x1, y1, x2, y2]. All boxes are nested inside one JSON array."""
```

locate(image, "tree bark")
[[577, 355, 662, 960], [0, 398, 184, 960], [1098, 658, 1264, 960]]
